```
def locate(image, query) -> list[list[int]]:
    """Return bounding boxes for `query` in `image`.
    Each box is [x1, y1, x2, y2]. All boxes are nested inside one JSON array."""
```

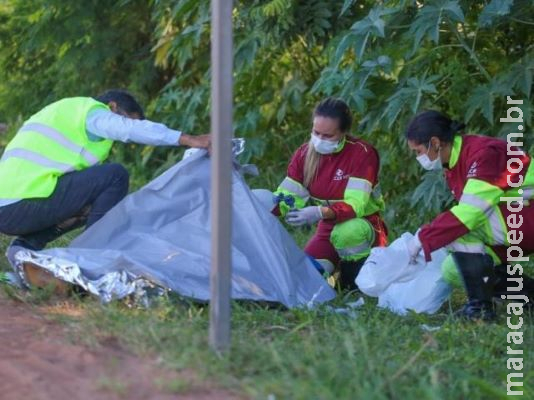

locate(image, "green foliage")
[[0, 0, 160, 119], [313, 0, 533, 235], [411, 171, 454, 215], [478, 0, 514, 27], [0, 0, 533, 236], [1, 4, 533, 396], [409, 0, 465, 50]]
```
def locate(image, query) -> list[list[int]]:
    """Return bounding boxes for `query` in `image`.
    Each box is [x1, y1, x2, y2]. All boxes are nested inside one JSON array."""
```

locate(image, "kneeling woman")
[[406, 110, 534, 320], [273, 98, 387, 289]]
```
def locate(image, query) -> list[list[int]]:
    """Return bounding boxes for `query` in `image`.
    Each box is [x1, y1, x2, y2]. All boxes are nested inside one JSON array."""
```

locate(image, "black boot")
[[452, 252, 496, 321], [338, 259, 365, 291]]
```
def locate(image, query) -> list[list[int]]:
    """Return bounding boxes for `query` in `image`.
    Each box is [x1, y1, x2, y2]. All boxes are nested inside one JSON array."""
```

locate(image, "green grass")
[[1, 232, 533, 399]]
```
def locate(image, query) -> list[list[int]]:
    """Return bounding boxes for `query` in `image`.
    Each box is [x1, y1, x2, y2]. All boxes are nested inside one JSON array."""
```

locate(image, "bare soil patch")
[[0, 294, 243, 400]]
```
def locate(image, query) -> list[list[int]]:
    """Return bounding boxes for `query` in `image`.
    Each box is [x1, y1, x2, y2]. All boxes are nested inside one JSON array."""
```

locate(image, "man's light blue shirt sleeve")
[[86, 110, 182, 146]]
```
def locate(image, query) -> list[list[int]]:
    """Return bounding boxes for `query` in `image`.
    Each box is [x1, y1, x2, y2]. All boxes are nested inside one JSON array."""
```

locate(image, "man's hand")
[[407, 233, 422, 264], [285, 206, 322, 227], [179, 133, 211, 149]]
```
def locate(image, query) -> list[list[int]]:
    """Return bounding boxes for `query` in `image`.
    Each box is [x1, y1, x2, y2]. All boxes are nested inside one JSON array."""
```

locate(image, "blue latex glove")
[[285, 206, 322, 226], [273, 193, 285, 205]]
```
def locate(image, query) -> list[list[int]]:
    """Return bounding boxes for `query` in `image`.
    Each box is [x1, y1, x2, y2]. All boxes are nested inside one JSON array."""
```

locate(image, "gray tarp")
[[13, 150, 336, 307]]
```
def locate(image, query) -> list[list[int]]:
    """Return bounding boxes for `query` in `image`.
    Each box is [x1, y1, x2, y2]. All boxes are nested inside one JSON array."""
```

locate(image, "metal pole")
[[209, 0, 233, 352]]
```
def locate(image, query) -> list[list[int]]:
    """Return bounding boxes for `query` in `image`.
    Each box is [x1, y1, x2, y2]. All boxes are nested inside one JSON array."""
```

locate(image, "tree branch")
[[453, 23, 491, 81]]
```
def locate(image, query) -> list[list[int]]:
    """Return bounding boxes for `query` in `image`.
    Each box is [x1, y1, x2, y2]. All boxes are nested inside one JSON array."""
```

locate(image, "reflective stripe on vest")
[[346, 177, 372, 193], [448, 241, 486, 254], [459, 193, 493, 217], [0, 148, 76, 173], [0, 97, 112, 199], [311, 196, 344, 206], [278, 177, 310, 199], [458, 193, 508, 245], [488, 208, 507, 245], [336, 241, 373, 257], [18, 123, 100, 166]]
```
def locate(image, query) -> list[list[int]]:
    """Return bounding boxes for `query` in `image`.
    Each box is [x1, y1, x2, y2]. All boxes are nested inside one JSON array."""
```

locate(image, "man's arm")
[[86, 109, 210, 148], [178, 133, 211, 149]]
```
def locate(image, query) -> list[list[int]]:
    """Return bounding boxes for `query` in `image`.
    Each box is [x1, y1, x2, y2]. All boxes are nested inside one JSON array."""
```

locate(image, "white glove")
[[407, 233, 422, 264], [285, 206, 322, 226]]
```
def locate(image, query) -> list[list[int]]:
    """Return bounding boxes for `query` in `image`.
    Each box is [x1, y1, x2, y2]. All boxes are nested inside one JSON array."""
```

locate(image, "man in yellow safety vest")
[[0, 89, 210, 264]]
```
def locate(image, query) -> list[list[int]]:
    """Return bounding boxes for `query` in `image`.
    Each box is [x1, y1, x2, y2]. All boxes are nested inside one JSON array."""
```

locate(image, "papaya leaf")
[[408, 0, 465, 52], [464, 79, 510, 124], [478, 0, 514, 27], [340, 0, 357, 17]]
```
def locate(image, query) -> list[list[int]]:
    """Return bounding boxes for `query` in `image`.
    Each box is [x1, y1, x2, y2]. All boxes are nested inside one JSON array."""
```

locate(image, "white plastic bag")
[[355, 232, 451, 315], [378, 253, 451, 315], [356, 233, 420, 296]]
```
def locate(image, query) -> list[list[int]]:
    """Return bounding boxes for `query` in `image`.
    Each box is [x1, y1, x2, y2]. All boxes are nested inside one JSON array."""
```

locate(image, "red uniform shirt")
[[419, 135, 532, 260], [287, 136, 381, 222]]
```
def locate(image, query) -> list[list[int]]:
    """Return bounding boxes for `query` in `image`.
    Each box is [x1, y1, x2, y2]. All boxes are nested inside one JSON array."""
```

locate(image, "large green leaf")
[[408, 0, 465, 51], [340, 0, 357, 17], [500, 53, 534, 98], [464, 79, 510, 124], [411, 171, 453, 214], [261, 0, 292, 17], [350, 6, 396, 58], [382, 75, 439, 127], [333, 32, 357, 68], [478, 0, 514, 27]]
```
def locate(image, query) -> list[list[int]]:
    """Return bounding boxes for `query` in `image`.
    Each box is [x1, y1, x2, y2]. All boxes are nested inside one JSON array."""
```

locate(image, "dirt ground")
[[0, 295, 243, 400]]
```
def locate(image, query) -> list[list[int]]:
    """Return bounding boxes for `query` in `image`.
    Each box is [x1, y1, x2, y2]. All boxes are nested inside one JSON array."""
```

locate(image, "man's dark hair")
[[313, 97, 353, 133], [94, 89, 145, 119]]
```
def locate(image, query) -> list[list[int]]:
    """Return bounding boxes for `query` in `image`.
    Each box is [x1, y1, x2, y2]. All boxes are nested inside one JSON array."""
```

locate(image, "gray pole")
[[209, 0, 233, 352]]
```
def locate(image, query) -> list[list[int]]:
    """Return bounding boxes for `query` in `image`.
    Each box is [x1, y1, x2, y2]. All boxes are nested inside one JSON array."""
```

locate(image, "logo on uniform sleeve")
[[333, 169, 344, 181], [467, 161, 478, 178]]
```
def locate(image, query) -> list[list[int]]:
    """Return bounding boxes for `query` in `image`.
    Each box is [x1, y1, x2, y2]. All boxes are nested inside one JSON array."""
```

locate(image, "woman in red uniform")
[[274, 98, 387, 290], [405, 110, 534, 320]]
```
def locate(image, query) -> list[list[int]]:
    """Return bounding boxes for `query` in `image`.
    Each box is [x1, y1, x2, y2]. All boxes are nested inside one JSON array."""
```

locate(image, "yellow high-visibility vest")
[[0, 97, 113, 199]]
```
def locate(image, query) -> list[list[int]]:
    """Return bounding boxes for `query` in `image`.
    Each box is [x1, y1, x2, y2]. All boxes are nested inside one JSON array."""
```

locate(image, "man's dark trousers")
[[0, 163, 129, 250]]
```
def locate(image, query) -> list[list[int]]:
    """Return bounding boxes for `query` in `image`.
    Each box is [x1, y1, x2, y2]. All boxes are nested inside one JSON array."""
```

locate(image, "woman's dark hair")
[[405, 110, 465, 145], [94, 89, 145, 119], [313, 97, 352, 133]]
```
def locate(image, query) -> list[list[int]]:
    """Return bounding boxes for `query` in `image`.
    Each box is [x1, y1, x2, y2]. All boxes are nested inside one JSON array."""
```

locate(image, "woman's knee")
[[331, 218, 373, 248], [331, 218, 374, 260]]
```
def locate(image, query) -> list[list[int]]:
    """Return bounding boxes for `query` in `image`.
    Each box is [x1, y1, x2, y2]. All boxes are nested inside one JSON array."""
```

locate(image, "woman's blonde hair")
[[303, 98, 352, 187]]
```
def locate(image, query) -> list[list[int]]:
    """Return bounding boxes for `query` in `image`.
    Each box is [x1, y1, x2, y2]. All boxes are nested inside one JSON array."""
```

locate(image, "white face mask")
[[416, 141, 442, 171], [310, 133, 339, 154]]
